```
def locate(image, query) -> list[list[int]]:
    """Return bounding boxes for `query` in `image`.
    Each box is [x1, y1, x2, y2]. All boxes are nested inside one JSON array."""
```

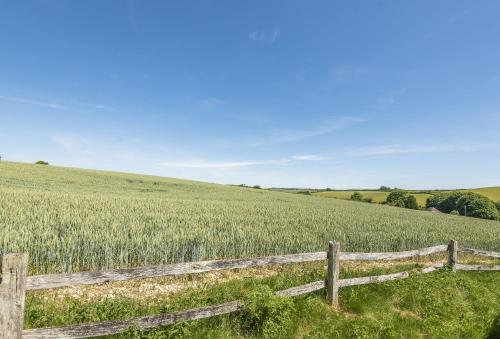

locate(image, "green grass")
[[24, 263, 500, 338], [1, 161, 499, 274]]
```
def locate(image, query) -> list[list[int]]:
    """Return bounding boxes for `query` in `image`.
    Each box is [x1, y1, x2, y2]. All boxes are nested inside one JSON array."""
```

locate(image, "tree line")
[[350, 189, 500, 221]]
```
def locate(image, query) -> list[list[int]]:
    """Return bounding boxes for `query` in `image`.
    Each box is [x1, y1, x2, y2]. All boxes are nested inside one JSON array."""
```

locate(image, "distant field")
[[313, 191, 431, 206], [0, 161, 499, 275], [313, 188, 500, 207], [459, 187, 500, 202]]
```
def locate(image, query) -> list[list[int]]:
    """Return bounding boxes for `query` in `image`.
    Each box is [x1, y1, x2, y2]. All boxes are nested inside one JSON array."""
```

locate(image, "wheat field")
[[0, 161, 499, 274]]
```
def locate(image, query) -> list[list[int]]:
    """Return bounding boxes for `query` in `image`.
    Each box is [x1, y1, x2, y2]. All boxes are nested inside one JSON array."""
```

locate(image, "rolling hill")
[[0, 161, 499, 275]]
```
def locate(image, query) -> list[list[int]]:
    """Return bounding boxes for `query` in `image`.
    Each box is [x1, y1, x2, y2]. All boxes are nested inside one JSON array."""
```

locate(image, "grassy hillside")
[[1, 161, 499, 274]]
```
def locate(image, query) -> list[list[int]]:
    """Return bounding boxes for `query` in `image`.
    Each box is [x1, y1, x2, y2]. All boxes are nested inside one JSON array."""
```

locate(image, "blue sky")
[[1, 0, 499, 189]]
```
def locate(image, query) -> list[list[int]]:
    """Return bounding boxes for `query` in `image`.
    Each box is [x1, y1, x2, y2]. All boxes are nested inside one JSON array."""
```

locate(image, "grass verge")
[[24, 259, 500, 338]]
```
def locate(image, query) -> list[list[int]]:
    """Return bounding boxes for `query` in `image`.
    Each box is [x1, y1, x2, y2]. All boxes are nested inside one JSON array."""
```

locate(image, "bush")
[[240, 286, 294, 338], [350, 192, 363, 201], [386, 190, 408, 207], [298, 190, 311, 196], [496, 201, 500, 212], [35, 160, 49, 165], [379, 186, 391, 192], [427, 191, 499, 220], [362, 197, 373, 203], [458, 195, 499, 220], [387, 190, 419, 209], [450, 210, 460, 215], [253, 185, 261, 189], [405, 195, 419, 210]]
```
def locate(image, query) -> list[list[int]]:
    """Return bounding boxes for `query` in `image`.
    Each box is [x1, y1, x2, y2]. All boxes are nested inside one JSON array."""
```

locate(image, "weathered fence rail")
[[25, 244, 448, 291], [1, 240, 498, 338]]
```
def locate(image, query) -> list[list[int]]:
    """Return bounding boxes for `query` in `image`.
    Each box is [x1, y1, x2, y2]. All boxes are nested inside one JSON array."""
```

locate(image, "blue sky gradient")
[[1, 0, 499, 188]]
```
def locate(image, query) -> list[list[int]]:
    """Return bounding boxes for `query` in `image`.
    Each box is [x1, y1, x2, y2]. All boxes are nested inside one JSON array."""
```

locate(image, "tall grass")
[[1, 161, 499, 274]]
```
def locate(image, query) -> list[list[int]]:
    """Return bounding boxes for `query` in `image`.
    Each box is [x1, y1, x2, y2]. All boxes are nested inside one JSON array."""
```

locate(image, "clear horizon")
[[1, 1, 500, 189]]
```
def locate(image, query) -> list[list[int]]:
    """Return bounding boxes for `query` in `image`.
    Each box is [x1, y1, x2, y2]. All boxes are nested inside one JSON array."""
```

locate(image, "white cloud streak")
[[0, 95, 114, 112], [346, 143, 476, 157], [0, 95, 68, 110], [249, 29, 280, 43], [159, 154, 327, 169], [268, 116, 365, 143]]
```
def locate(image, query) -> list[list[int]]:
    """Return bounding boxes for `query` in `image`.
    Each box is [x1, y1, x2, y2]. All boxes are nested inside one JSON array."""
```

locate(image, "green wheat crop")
[[0, 161, 499, 274]]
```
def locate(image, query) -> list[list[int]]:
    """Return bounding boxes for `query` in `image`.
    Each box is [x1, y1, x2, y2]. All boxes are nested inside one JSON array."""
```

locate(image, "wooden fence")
[[0, 240, 498, 338]]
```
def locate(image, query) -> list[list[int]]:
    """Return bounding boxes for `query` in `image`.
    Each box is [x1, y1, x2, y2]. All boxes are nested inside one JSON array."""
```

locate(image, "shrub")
[[426, 194, 446, 210], [350, 192, 363, 201], [253, 185, 261, 189], [450, 210, 460, 215], [495, 201, 500, 212], [405, 195, 419, 210], [362, 197, 373, 203], [386, 190, 408, 207], [240, 286, 294, 338], [457, 195, 499, 220], [379, 186, 391, 192], [427, 191, 499, 220], [35, 160, 49, 165], [298, 190, 311, 196]]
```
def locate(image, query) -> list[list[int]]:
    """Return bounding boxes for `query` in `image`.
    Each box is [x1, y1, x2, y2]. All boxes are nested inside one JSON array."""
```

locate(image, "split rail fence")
[[0, 240, 499, 338]]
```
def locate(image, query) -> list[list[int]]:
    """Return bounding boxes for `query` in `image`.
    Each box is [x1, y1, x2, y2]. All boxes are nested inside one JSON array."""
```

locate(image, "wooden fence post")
[[0, 253, 28, 339], [326, 241, 340, 307], [448, 240, 458, 271]]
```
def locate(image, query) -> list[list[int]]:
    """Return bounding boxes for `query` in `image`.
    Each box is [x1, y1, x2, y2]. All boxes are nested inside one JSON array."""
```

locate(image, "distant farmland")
[[0, 161, 499, 275], [313, 188, 500, 207], [314, 190, 430, 206]]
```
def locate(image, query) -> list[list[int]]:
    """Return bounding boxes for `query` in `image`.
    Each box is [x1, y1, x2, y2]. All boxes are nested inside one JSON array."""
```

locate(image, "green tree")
[[427, 191, 499, 220], [457, 195, 499, 220], [495, 201, 500, 212], [35, 160, 49, 165], [386, 190, 409, 208], [405, 195, 419, 209], [350, 192, 363, 201], [426, 193, 446, 209]]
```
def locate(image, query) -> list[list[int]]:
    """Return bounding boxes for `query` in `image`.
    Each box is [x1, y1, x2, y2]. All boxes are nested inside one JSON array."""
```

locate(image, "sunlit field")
[[1, 161, 499, 275]]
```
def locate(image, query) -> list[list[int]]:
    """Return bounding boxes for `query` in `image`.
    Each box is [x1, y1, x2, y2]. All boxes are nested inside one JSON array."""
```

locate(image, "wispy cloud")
[[292, 154, 327, 161], [199, 97, 223, 109], [268, 116, 364, 143], [0, 95, 68, 110], [0, 94, 114, 112], [346, 143, 477, 157], [376, 88, 406, 107], [329, 66, 370, 82], [207, 116, 365, 149], [159, 154, 326, 169], [248, 29, 280, 43]]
